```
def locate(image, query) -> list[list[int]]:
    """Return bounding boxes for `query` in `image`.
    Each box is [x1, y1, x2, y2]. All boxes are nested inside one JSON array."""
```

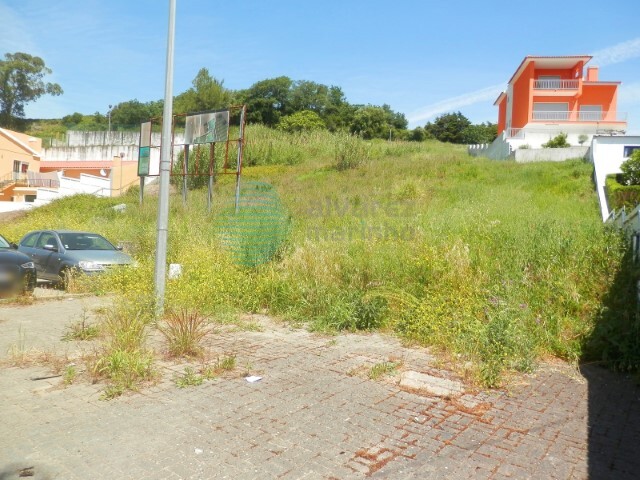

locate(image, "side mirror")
[[116, 246, 123, 251], [10, 242, 18, 250], [43, 244, 58, 252]]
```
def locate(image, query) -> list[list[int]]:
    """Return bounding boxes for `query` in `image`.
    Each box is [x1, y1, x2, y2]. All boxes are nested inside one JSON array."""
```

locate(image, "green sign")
[[138, 146, 150, 176]]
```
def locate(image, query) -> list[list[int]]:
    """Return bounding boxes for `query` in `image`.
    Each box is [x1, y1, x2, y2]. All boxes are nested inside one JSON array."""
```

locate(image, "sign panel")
[[184, 110, 230, 145], [138, 122, 152, 176]]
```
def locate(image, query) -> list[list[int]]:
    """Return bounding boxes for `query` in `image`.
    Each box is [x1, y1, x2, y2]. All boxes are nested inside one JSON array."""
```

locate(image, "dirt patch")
[[0, 210, 28, 225]]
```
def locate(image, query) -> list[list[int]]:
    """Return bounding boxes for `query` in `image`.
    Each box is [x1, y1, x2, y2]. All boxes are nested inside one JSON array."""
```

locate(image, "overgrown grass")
[[1, 129, 631, 386], [88, 297, 156, 398], [159, 309, 212, 358]]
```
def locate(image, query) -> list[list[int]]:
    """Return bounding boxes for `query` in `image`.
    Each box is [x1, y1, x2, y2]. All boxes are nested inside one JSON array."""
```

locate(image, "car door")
[[18, 231, 41, 270], [32, 232, 62, 280]]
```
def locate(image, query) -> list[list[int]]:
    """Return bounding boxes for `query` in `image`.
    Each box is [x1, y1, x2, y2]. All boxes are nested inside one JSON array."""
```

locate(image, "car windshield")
[[0, 236, 11, 249], [58, 233, 116, 251]]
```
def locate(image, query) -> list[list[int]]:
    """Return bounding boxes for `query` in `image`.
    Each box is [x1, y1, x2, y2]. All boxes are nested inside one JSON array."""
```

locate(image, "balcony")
[[531, 111, 627, 123], [533, 79, 580, 90], [0, 172, 60, 190]]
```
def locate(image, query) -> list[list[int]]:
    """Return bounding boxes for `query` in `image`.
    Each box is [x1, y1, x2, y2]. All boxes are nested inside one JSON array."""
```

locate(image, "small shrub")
[[159, 309, 212, 358], [175, 367, 204, 388], [277, 110, 326, 133], [578, 134, 589, 145], [92, 349, 155, 396], [89, 297, 156, 398], [63, 365, 77, 385], [201, 355, 236, 379], [518, 144, 530, 150], [62, 310, 100, 341], [542, 133, 570, 148]]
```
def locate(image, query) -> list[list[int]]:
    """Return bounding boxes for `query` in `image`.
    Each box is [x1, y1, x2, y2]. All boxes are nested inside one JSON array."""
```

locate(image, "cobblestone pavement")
[[1, 296, 639, 479]]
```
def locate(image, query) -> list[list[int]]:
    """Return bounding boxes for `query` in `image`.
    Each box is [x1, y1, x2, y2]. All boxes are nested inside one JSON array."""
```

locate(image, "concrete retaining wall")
[[513, 146, 589, 163]]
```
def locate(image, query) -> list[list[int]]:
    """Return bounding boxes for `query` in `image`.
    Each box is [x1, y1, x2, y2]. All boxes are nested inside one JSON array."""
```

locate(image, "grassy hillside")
[[2, 130, 631, 386]]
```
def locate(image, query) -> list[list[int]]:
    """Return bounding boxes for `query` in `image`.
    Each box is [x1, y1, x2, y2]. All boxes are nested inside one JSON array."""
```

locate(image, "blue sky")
[[1, 0, 640, 133]]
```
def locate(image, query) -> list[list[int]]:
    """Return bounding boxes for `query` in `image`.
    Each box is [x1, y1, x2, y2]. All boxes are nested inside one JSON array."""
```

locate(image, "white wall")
[[514, 146, 589, 163], [590, 135, 640, 220]]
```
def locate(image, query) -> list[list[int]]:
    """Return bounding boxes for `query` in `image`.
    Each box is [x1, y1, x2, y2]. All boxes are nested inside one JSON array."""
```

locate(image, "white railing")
[[531, 111, 627, 122], [532, 111, 570, 121], [533, 79, 579, 89], [507, 128, 524, 138]]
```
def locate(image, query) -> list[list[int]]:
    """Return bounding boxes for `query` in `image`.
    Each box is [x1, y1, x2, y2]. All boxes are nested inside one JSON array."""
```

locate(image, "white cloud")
[[619, 82, 640, 105], [592, 38, 640, 67], [407, 84, 504, 125]]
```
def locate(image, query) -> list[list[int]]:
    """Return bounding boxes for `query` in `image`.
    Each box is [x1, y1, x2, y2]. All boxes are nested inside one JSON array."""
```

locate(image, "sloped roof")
[[0, 127, 42, 157], [508, 55, 592, 85]]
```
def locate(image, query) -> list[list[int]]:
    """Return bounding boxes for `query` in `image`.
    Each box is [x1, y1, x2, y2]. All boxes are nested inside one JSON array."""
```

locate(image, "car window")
[[0, 236, 10, 249], [35, 233, 57, 249], [59, 233, 116, 251], [20, 232, 40, 248]]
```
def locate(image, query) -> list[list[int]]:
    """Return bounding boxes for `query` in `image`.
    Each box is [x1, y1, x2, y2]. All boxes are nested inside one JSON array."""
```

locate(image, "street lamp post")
[[108, 104, 113, 133], [154, 0, 177, 314]]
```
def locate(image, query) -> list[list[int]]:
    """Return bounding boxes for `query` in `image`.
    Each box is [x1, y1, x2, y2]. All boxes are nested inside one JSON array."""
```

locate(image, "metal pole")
[[154, 0, 176, 314], [183, 145, 189, 205], [208, 142, 214, 213], [234, 107, 245, 214]]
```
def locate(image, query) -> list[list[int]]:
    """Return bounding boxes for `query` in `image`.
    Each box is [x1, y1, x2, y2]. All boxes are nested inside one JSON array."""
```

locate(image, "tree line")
[[1, 51, 497, 144]]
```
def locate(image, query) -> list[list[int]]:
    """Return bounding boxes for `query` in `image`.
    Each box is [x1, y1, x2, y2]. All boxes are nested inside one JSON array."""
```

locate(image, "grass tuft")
[[159, 309, 212, 359]]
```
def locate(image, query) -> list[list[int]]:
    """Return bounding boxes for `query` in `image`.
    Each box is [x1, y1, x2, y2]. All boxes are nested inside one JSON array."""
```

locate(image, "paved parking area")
[[1, 295, 639, 479]]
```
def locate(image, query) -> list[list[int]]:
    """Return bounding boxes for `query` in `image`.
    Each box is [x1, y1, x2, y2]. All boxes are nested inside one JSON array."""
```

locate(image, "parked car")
[[0, 234, 36, 296], [17, 230, 133, 287]]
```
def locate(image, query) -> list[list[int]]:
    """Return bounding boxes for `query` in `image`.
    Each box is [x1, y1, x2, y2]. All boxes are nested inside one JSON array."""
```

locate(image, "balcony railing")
[[0, 172, 60, 189], [531, 111, 627, 122], [533, 79, 579, 89]]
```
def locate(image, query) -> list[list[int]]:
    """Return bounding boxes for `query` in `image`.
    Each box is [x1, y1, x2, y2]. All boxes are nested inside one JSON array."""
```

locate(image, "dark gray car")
[[18, 230, 133, 286]]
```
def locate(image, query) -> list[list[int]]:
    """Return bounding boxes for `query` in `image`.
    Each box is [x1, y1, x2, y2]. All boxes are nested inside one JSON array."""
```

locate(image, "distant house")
[[494, 55, 626, 149], [0, 127, 53, 202], [0, 127, 141, 208], [469, 55, 628, 160]]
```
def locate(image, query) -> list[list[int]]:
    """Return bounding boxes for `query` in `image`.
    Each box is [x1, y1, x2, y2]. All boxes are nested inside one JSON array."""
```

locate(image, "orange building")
[[494, 55, 627, 149], [0, 127, 44, 201]]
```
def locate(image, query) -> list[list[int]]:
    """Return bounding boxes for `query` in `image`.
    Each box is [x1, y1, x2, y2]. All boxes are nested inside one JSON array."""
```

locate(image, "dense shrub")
[[620, 149, 640, 185], [542, 133, 570, 148], [605, 175, 640, 211]]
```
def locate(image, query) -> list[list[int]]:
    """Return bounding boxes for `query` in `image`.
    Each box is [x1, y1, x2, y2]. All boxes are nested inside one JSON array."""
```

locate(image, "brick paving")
[[1, 296, 639, 479]]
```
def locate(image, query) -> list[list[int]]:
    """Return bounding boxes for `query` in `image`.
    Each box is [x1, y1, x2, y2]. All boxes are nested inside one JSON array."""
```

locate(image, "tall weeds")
[[1, 127, 627, 387]]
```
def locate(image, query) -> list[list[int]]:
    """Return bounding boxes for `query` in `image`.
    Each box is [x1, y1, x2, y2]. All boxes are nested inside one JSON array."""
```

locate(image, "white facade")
[[590, 135, 640, 220]]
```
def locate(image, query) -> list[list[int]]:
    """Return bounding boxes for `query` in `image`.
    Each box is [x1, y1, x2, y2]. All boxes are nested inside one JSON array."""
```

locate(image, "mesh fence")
[[215, 181, 291, 267]]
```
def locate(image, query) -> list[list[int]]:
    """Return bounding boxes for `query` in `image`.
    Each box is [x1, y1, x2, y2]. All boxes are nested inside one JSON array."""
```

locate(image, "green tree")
[[237, 76, 293, 126], [62, 112, 84, 127], [350, 106, 389, 139], [424, 112, 471, 143], [621, 149, 640, 185], [111, 100, 153, 128], [277, 110, 326, 133], [461, 122, 498, 144], [0, 52, 63, 129], [381, 104, 408, 130], [174, 68, 230, 114]]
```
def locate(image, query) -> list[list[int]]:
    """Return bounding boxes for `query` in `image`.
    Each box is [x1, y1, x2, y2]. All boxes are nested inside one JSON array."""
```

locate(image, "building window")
[[532, 102, 569, 121], [579, 105, 603, 121], [624, 146, 640, 158]]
